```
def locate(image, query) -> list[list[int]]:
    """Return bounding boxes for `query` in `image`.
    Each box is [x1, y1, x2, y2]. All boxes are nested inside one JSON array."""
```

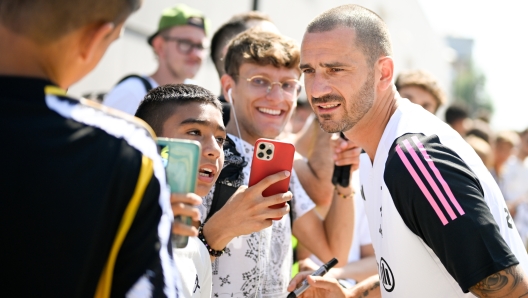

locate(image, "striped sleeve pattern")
[[384, 133, 518, 292], [45, 92, 179, 298]]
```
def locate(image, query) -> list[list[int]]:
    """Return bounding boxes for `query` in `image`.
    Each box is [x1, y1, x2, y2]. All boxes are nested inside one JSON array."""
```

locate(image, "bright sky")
[[417, 0, 528, 132]]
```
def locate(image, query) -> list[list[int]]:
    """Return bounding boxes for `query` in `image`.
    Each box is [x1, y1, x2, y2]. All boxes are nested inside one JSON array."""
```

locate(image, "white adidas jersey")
[[360, 99, 528, 297]]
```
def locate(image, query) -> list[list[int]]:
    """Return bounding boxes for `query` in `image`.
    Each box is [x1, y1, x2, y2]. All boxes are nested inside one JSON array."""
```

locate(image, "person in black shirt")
[[0, 0, 189, 297]]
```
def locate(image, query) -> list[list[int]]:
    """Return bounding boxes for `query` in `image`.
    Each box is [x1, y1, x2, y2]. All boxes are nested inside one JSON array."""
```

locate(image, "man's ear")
[[377, 56, 394, 91], [79, 22, 116, 62], [220, 74, 236, 103], [151, 35, 165, 58]]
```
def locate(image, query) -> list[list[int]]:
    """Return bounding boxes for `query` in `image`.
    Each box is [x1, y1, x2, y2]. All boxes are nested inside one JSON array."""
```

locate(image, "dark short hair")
[[0, 0, 140, 44], [210, 11, 274, 77], [306, 4, 392, 66], [445, 104, 469, 125], [224, 28, 300, 79], [135, 84, 223, 136], [395, 69, 447, 111], [466, 119, 493, 144]]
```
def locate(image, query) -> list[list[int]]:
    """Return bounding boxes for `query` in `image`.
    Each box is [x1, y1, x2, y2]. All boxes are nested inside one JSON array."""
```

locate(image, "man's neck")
[[0, 26, 52, 83], [150, 67, 185, 86], [344, 88, 399, 164]]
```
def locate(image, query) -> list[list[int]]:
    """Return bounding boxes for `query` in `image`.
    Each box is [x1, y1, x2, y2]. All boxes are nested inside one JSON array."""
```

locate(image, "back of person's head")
[[444, 104, 468, 125], [0, 0, 140, 44], [135, 84, 222, 136], [495, 130, 520, 148], [466, 119, 494, 144], [210, 11, 275, 77], [395, 69, 446, 112], [224, 28, 300, 79], [306, 4, 392, 66], [465, 135, 493, 168]]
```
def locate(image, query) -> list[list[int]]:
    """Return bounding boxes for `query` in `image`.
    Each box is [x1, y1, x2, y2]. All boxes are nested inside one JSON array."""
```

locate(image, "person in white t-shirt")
[[289, 4, 528, 298], [136, 84, 227, 298], [104, 4, 208, 115], [500, 128, 528, 247]]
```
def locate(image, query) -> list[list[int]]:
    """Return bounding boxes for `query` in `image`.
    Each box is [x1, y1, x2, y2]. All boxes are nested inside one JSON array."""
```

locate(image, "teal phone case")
[[157, 137, 201, 248]]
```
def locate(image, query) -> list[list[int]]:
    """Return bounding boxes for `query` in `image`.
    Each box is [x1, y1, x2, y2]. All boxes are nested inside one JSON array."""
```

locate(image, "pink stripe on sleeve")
[[402, 140, 457, 220], [395, 144, 449, 225], [412, 136, 465, 216]]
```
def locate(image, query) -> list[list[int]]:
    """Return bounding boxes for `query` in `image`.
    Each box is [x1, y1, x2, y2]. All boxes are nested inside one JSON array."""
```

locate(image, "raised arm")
[[293, 117, 335, 207], [293, 139, 361, 265]]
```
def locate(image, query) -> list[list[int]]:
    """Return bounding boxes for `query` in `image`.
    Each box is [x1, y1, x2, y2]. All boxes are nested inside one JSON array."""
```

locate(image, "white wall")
[[69, 0, 451, 100]]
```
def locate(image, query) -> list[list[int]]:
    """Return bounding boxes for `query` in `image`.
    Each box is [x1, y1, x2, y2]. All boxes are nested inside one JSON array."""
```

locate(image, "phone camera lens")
[[266, 149, 272, 155], [259, 144, 266, 150], [266, 156, 270, 159], [258, 152, 264, 158]]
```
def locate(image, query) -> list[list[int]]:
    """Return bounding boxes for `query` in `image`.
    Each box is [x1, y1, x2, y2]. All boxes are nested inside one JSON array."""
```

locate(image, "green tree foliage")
[[452, 62, 494, 119]]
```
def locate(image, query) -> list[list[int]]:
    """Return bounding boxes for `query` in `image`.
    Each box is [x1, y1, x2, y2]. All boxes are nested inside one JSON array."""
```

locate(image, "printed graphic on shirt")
[[384, 132, 518, 292], [379, 258, 395, 292]]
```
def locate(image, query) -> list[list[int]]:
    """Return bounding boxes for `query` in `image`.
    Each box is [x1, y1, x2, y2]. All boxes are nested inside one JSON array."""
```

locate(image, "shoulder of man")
[[46, 86, 178, 293], [103, 75, 155, 114], [383, 132, 518, 293]]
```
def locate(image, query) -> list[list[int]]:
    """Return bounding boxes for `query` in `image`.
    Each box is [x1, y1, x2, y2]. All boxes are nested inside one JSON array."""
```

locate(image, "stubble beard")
[[313, 71, 375, 133]]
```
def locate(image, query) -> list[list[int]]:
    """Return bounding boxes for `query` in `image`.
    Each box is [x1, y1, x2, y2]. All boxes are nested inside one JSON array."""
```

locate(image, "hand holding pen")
[[287, 258, 339, 298]]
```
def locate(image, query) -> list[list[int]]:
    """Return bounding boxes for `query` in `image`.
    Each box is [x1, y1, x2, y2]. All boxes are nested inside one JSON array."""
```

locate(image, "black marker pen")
[[287, 258, 338, 298]]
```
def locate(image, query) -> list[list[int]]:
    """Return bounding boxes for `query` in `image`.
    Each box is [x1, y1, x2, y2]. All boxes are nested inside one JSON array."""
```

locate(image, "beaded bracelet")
[[334, 185, 355, 199], [198, 222, 226, 258]]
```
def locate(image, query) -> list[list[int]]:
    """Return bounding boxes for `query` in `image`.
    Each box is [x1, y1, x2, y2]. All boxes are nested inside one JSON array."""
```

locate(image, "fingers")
[[265, 201, 290, 220], [268, 191, 292, 207], [172, 222, 198, 237], [307, 275, 343, 292], [170, 192, 202, 206], [253, 170, 291, 193], [170, 193, 202, 222], [288, 271, 313, 291], [171, 203, 201, 222], [334, 146, 361, 166]]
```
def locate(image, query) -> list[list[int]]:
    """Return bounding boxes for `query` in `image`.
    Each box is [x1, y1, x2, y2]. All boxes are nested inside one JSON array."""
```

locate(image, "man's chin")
[[318, 119, 348, 133]]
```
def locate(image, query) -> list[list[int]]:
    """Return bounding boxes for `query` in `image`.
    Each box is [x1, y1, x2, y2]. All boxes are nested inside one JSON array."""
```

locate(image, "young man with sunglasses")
[[197, 28, 357, 297], [104, 4, 209, 115]]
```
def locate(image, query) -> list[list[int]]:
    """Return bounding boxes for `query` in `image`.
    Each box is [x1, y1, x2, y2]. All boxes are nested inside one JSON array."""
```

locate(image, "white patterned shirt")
[[199, 134, 315, 297]]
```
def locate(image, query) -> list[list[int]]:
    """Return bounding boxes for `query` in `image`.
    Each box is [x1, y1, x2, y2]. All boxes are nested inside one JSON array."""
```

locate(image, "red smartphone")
[[248, 138, 295, 219]]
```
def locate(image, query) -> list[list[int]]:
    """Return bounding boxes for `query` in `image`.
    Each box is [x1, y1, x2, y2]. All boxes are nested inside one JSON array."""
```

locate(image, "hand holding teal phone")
[[157, 137, 201, 248]]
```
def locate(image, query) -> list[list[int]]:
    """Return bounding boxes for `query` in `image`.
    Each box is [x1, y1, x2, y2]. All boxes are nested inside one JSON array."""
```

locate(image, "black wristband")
[[198, 222, 226, 258]]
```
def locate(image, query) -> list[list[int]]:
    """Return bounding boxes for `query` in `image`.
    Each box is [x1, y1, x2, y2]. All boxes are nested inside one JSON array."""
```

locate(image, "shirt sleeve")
[[384, 133, 518, 293], [103, 78, 147, 115]]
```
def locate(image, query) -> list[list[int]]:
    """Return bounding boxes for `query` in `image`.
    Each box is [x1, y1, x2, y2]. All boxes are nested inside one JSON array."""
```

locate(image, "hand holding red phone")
[[202, 171, 292, 250]]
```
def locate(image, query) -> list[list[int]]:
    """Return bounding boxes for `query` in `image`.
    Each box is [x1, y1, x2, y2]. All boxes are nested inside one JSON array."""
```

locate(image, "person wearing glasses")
[[194, 28, 357, 297], [104, 4, 209, 115]]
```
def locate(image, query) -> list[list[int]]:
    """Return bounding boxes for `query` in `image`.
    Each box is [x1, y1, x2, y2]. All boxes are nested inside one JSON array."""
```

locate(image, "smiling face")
[[225, 63, 300, 144], [300, 27, 375, 133], [161, 102, 226, 197]]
